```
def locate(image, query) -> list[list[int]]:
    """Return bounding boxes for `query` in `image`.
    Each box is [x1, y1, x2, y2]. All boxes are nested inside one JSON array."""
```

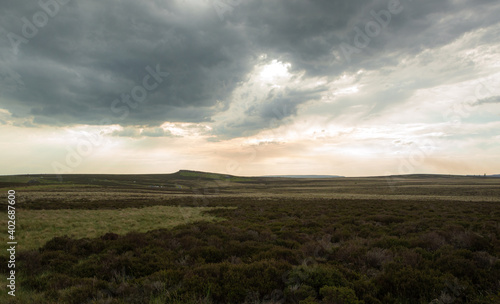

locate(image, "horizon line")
[[1, 170, 498, 179]]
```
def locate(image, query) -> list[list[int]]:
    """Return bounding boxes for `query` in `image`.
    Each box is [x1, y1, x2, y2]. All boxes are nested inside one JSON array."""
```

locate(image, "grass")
[[0, 184, 102, 192], [0, 206, 230, 251], [0, 176, 46, 183]]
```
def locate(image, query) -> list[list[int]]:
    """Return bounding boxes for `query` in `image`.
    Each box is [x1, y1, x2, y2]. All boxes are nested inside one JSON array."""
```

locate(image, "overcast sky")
[[1, 0, 499, 176]]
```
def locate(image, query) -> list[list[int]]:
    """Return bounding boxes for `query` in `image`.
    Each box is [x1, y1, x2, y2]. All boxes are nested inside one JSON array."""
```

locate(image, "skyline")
[[1, 0, 500, 176]]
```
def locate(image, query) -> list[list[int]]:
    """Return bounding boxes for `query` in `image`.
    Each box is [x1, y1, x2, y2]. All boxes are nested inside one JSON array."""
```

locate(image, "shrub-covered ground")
[[0, 174, 499, 303]]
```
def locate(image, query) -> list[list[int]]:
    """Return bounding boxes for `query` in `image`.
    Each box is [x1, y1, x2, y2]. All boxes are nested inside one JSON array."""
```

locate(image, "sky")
[[1, 0, 499, 177]]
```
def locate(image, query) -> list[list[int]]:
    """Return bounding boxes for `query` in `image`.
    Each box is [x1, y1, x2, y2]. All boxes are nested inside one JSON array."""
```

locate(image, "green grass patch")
[[2, 206, 230, 251]]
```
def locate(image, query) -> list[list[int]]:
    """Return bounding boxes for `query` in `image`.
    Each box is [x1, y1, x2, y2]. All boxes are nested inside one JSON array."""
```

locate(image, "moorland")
[[0, 170, 499, 303]]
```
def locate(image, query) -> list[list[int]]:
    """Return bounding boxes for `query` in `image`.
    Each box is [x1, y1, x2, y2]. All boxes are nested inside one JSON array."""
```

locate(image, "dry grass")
[[2, 206, 229, 251]]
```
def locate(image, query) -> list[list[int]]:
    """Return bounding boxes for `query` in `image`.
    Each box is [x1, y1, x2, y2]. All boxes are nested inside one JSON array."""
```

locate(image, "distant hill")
[[466, 174, 500, 178], [262, 175, 344, 178], [385, 174, 500, 179], [2, 171, 498, 188], [171, 170, 254, 182]]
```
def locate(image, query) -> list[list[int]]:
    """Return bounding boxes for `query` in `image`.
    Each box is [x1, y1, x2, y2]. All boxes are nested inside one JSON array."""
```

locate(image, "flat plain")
[[0, 171, 499, 303]]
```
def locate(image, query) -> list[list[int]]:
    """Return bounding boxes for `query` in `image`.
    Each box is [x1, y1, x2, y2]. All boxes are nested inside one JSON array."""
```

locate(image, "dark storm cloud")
[[0, 0, 252, 126], [1, 0, 499, 138]]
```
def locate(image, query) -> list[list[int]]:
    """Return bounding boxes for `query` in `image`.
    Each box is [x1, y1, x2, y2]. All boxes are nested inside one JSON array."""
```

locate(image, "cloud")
[[111, 126, 175, 138], [0, 0, 252, 127], [0, 0, 500, 141], [141, 127, 174, 138], [475, 95, 500, 106]]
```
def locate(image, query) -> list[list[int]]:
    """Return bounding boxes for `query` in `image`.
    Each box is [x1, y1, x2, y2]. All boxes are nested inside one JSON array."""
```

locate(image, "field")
[[0, 171, 499, 303]]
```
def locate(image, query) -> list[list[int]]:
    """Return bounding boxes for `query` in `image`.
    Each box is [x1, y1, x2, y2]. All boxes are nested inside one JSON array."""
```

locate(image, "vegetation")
[[0, 206, 229, 251], [0, 174, 499, 303]]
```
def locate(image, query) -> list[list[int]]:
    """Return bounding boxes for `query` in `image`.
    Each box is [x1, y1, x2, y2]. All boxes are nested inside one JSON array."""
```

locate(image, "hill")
[[262, 175, 344, 178]]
